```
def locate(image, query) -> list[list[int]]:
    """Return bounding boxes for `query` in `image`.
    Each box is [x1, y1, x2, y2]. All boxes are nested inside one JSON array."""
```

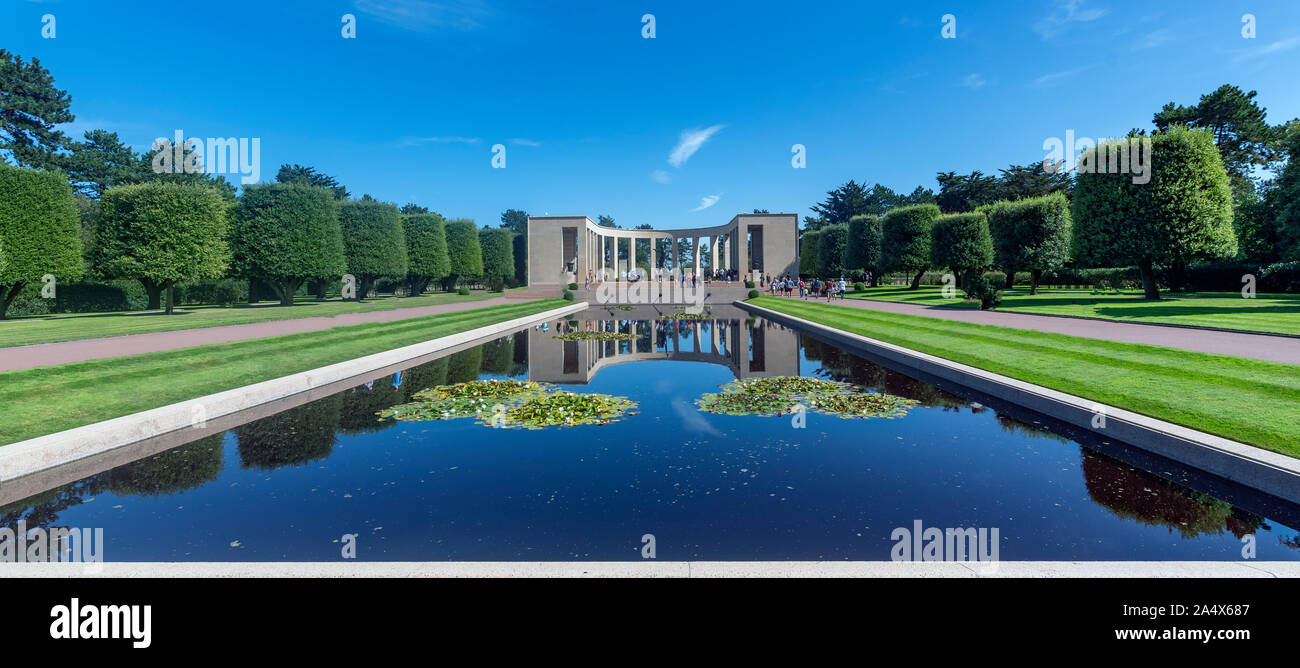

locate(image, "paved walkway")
[[0, 297, 516, 371], [772, 295, 1300, 365]]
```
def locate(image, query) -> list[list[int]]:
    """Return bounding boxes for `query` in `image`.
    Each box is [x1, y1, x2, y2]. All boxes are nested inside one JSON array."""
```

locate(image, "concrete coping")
[[738, 300, 1300, 505], [0, 301, 590, 485]]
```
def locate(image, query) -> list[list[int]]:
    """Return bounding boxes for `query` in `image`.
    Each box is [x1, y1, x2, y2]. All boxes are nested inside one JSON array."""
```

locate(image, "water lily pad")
[[553, 331, 636, 341], [695, 376, 916, 419], [377, 379, 636, 429]]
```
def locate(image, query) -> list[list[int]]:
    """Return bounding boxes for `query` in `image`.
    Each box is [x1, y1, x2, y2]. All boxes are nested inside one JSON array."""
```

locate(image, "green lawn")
[[844, 286, 1300, 336], [0, 290, 501, 348], [0, 298, 564, 445], [750, 296, 1300, 457]]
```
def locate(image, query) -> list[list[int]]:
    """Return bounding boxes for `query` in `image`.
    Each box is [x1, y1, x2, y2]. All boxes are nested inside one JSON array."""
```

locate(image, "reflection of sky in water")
[[4, 317, 1298, 562]]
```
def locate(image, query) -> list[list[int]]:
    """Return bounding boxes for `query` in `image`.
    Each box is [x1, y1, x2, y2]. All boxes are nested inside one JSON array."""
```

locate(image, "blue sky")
[[5, 0, 1300, 229]]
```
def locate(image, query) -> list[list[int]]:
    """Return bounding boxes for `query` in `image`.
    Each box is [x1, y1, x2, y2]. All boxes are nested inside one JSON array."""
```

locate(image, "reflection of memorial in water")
[[528, 306, 800, 384]]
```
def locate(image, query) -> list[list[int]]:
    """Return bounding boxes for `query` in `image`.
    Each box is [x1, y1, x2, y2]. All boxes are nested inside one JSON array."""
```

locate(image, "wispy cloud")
[[353, 0, 492, 32], [398, 136, 480, 146], [1034, 0, 1106, 39], [1232, 34, 1300, 63], [650, 169, 672, 184], [508, 138, 541, 147], [668, 124, 724, 168], [671, 397, 722, 436], [1032, 65, 1093, 87], [1133, 28, 1175, 50], [962, 73, 986, 89], [690, 193, 722, 212]]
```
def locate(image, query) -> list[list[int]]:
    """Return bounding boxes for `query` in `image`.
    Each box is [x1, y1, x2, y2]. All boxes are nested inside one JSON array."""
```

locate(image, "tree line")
[[799, 84, 1300, 302]]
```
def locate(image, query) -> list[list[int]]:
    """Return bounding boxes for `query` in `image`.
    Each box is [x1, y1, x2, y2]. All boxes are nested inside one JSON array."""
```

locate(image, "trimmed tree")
[[232, 183, 345, 306], [402, 213, 450, 295], [816, 224, 849, 277], [339, 200, 407, 301], [512, 232, 528, 286], [1275, 130, 1300, 259], [798, 229, 820, 276], [479, 227, 515, 291], [987, 192, 1072, 294], [96, 182, 230, 314], [844, 214, 883, 286], [881, 203, 940, 289], [1072, 127, 1235, 299], [930, 212, 993, 288], [0, 162, 84, 318], [444, 219, 483, 288]]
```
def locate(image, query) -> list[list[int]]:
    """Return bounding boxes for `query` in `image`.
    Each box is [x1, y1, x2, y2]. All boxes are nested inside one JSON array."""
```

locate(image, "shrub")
[[97, 181, 230, 314], [402, 213, 450, 296], [486, 277, 505, 292], [0, 162, 85, 318], [1072, 127, 1235, 299], [816, 224, 849, 276], [174, 279, 245, 306], [1260, 261, 1300, 292], [457, 286, 471, 296], [747, 289, 760, 299], [232, 184, 346, 306], [562, 289, 574, 301], [845, 214, 883, 286], [963, 272, 1002, 310], [479, 227, 515, 280], [853, 281, 865, 291], [1183, 261, 1259, 292], [799, 230, 820, 276], [744, 279, 755, 288], [930, 212, 993, 286], [567, 282, 579, 290], [881, 203, 940, 289], [445, 219, 484, 281], [987, 192, 1072, 293], [339, 200, 407, 301]]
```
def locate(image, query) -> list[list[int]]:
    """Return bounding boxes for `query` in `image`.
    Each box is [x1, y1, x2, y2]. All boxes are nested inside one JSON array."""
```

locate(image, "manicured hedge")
[[479, 227, 515, 280], [339, 200, 407, 300], [798, 230, 820, 276], [881, 203, 940, 288], [986, 192, 1072, 293], [0, 162, 84, 318], [844, 214, 882, 285], [97, 181, 230, 313], [445, 219, 484, 282], [402, 213, 450, 295], [816, 224, 848, 277], [930, 212, 993, 283], [232, 184, 346, 305]]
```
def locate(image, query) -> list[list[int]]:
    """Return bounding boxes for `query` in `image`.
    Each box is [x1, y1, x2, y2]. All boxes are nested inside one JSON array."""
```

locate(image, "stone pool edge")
[[736, 300, 1300, 505], [0, 301, 590, 484], [1, 561, 1296, 578]]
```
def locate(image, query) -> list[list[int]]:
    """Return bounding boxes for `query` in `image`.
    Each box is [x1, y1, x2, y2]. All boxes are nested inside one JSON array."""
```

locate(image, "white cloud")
[[1233, 35, 1300, 62], [962, 73, 986, 89], [668, 124, 724, 168], [353, 0, 491, 32], [650, 169, 673, 184], [398, 136, 480, 146], [1033, 65, 1092, 87], [1034, 0, 1106, 39], [508, 138, 541, 147], [1133, 28, 1175, 50], [690, 193, 722, 212]]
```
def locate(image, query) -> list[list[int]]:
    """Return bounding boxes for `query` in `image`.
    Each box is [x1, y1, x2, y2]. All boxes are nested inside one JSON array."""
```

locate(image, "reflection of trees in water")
[[446, 347, 484, 385], [511, 330, 529, 372], [802, 337, 964, 409], [1082, 449, 1267, 540], [405, 356, 449, 394], [993, 414, 1070, 445], [338, 381, 407, 435], [98, 434, 225, 497], [479, 337, 517, 375], [235, 395, 342, 471], [2, 435, 226, 530]]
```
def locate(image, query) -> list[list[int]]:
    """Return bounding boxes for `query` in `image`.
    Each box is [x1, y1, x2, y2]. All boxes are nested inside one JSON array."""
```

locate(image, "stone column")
[[710, 237, 718, 277], [628, 235, 636, 278], [692, 237, 701, 278]]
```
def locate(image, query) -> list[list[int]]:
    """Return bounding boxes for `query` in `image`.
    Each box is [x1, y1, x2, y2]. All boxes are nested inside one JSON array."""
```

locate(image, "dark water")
[[4, 309, 1298, 561]]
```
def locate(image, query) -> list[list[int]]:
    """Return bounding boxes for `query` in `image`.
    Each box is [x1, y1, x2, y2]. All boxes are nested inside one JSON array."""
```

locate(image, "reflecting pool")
[[3, 306, 1298, 561]]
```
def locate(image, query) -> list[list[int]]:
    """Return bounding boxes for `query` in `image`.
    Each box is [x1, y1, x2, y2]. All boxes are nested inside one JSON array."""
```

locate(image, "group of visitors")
[[769, 275, 848, 301]]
